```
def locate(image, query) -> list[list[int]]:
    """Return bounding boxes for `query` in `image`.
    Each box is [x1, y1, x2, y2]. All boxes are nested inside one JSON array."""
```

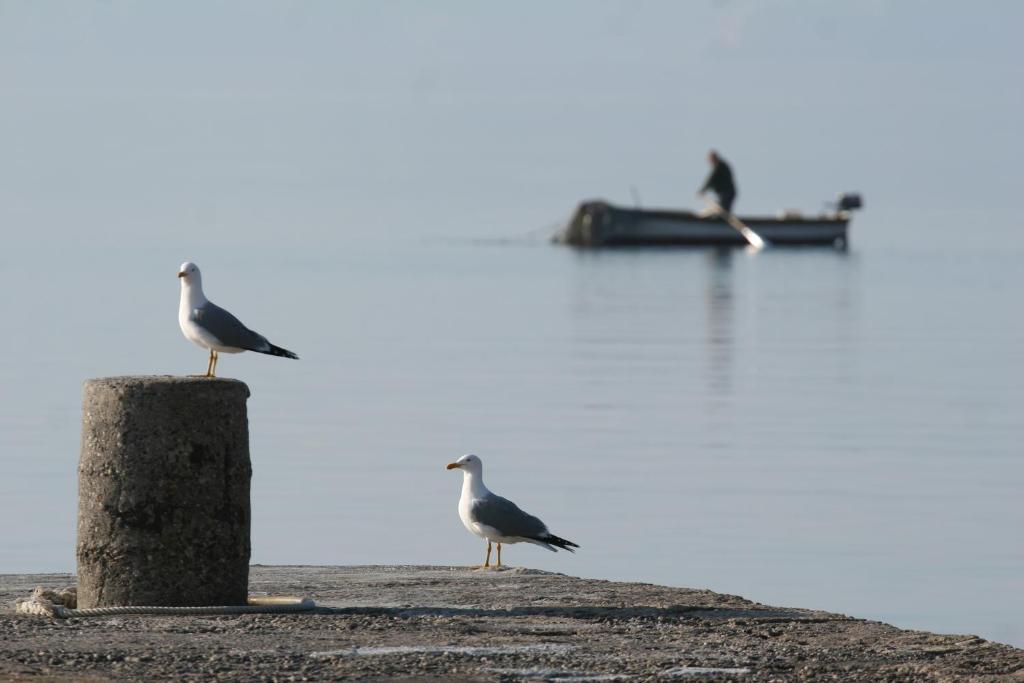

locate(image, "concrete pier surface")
[[1, 565, 1021, 681]]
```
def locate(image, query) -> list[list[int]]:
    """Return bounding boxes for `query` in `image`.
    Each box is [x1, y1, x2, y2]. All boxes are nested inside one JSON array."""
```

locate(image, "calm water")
[[1, 230, 1021, 647]]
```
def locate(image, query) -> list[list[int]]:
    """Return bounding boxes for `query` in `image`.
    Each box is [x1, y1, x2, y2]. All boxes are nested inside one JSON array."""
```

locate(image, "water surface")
[[1, 233, 1021, 647]]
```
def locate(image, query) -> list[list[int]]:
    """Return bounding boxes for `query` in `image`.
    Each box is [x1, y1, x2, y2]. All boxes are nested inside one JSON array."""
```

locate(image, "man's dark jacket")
[[701, 159, 736, 197]]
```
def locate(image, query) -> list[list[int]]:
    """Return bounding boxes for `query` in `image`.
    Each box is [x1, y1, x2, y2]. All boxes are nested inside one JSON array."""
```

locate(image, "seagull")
[[177, 262, 298, 377], [446, 454, 579, 568]]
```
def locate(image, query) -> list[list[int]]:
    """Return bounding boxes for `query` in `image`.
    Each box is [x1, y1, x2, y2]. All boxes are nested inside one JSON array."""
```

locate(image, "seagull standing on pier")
[[446, 454, 579, 568], [177, 262, 299, 377]]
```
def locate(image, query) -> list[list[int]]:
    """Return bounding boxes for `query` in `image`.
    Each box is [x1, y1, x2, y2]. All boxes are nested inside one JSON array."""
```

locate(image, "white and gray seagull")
[[446, 454, 579, 568], [177, 261, 299, 377]]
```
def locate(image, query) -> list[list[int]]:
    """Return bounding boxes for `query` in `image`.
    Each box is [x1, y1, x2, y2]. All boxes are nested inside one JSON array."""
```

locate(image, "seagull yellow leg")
[[205, 350, 215, 377], [496, 543, 502, 567], [211, 351, 219, 377], [482, 541, 492, 568]]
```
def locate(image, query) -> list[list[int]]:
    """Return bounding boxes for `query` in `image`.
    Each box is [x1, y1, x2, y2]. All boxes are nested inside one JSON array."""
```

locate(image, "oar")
[[705, 199, 767, 250]]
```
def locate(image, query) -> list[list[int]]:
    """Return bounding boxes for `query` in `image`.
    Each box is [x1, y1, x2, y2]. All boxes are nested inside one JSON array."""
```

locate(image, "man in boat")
[[698, 150, 737, 215]]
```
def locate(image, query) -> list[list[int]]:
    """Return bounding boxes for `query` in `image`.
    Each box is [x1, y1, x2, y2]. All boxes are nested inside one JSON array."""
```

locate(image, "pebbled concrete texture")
[[2, 565, 1022, 681], [77, 376, 251, 608]]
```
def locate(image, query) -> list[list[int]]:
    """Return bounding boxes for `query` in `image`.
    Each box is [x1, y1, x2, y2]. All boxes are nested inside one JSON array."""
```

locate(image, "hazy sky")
[[2, 1, 1022, 250]]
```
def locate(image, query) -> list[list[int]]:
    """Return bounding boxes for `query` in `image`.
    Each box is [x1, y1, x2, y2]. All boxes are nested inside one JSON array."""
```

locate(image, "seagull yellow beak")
[[177, 271, 187, 278], [446, 462, 461, 470]]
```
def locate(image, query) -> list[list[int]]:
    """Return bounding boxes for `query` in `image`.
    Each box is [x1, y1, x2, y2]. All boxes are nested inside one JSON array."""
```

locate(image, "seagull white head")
[[177, 261, 201, 284], [446, 454, 482, 474]]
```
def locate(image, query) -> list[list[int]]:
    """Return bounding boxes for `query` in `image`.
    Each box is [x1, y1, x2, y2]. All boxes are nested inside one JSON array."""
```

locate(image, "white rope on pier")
[[15, 586, 315, 618]]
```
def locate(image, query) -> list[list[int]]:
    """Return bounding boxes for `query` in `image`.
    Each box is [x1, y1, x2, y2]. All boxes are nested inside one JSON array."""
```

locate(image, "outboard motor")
[[837, 193, 863, 212]]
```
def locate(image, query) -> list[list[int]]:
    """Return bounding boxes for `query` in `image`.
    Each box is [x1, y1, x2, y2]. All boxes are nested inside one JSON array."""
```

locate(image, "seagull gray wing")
[[470, 494, 549, 539], [191, 301, 271, 352]]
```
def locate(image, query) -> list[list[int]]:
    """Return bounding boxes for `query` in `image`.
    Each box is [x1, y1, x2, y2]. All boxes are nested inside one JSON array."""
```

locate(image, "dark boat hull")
[[556, 201, 850, 247]]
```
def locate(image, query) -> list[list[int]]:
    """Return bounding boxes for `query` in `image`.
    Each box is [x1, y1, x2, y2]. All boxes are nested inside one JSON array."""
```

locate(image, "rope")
[[16, 586, 315, 619]]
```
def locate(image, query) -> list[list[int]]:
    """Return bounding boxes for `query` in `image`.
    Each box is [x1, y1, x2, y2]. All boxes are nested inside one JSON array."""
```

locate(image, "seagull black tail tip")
[[545, 534, 580, 553], [265, 344, 299, 360]]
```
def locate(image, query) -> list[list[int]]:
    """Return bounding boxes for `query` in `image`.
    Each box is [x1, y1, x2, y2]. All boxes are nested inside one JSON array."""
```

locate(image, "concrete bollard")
[[76, 376, 252, 608]]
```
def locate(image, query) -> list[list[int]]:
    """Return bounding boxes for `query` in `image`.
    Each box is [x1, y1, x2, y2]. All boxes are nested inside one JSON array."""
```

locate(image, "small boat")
[[555, 194, 863, 248]]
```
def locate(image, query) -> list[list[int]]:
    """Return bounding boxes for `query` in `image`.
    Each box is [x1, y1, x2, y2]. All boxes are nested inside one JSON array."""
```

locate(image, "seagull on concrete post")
[[446, 454, 579, 568], [177, 262, 298, 377]]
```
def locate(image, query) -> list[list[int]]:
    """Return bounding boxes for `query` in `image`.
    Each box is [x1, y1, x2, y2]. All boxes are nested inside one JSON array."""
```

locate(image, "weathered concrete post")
[[76, 376, 252, 608]]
